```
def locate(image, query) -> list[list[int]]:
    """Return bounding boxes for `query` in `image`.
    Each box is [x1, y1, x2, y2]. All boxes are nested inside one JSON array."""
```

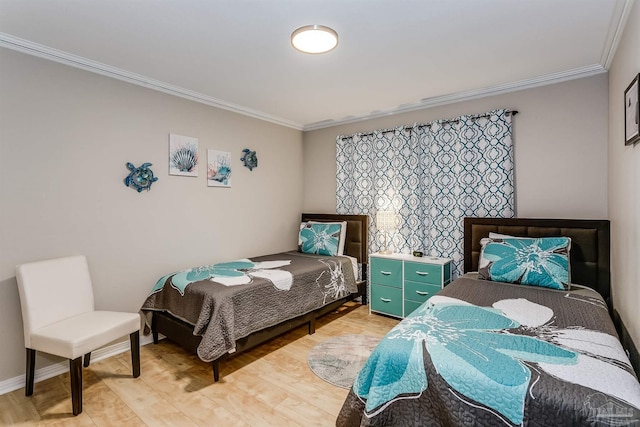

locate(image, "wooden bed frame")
[[151, 213, 369, 381]]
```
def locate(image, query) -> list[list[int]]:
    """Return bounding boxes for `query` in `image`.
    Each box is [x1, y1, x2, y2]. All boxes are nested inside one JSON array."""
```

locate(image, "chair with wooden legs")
[[15, 255, 141, 416]]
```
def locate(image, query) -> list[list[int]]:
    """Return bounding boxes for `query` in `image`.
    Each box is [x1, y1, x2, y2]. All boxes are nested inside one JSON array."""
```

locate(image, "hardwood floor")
[[0, 303, 398, 426]]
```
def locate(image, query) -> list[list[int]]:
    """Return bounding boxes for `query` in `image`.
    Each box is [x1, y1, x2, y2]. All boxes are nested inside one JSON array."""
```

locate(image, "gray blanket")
[[338, 277, 640, 426], [141, 251, 357, 362]]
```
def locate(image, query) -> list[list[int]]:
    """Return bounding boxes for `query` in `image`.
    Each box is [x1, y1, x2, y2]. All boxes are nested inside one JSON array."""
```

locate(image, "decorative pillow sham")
[[299, 221, 347, 255], [298, 221, 346, 256], [478, 237, 571, 290]]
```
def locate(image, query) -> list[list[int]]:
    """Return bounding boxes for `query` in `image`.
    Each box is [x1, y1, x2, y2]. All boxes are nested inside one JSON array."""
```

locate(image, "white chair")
[[15, 255, 141, 416]]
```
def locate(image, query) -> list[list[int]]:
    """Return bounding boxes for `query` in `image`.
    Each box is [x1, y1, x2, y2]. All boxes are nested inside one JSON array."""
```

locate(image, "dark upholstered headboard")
[[301, 213, 369, 264], [463, 217, 611, 303]]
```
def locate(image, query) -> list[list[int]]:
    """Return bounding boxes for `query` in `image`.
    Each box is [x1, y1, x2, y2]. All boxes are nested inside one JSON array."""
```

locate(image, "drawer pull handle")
[[380, 271, 392, 275], [416, 290, 430, 296], [416, 271, 429, 276], [380, 298, 392, 303]]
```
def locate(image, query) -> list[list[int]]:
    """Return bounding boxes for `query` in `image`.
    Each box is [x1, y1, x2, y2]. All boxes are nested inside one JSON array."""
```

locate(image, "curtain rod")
[[344, 110, 519, 139]]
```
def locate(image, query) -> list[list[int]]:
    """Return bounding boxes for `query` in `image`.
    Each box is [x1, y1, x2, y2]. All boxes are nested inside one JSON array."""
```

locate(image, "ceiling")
[[0, 0, 634, 130]]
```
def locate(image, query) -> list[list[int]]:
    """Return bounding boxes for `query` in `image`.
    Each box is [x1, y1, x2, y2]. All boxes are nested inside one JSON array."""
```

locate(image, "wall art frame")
[[624, 73, 639, 146], [169, 134, 199, 176], [207, 149, 231, 187]]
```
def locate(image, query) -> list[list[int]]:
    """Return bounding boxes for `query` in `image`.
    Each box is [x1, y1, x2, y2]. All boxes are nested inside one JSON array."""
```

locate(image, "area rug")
[[307, 334, 381, 389]]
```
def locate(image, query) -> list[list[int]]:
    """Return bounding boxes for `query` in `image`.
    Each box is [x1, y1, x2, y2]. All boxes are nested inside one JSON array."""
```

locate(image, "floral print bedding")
[[141, 251, 357, 362], [479, 237, 572, 290], [337, 277, 640, 426]]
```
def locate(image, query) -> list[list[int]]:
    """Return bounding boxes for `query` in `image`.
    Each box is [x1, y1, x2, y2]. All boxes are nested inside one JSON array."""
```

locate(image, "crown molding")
[[302, 64, 607, 131], [601, 0, 636, 69], [0, 33, 304, 131], [2, 0, 630, 136], [303, 0, 634, 132]]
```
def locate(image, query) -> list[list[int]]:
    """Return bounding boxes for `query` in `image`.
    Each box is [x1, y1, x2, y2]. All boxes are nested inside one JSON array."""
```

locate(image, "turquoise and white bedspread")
[[141, 251, 357, 362], [337, 277, 640, 426]]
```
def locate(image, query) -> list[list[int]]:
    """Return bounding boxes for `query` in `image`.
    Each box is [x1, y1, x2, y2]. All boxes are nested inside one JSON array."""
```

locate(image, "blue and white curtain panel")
[[336, 109, 515, 277]]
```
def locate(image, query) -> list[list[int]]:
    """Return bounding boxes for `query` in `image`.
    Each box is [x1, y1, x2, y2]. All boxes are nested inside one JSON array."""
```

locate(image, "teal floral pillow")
[[299, 222, 343, 256], [478, 237, 571, 290]]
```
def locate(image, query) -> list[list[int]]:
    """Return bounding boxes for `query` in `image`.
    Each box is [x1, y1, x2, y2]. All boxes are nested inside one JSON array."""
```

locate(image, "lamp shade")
[[376, 211, 397, 232]]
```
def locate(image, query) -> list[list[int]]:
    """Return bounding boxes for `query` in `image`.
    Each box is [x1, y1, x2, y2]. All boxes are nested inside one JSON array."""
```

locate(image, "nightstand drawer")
[[404, 261, 442, 285], [370, 284, 403, 317], [370, 258, 402, 288], [404, 299, 424, 317], [404, 281, 441, 303]]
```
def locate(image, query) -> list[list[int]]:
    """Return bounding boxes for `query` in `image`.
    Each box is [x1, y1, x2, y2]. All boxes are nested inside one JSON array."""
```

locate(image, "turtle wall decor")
[[240, 148, 258, 171], [124, 162, 158, 192]]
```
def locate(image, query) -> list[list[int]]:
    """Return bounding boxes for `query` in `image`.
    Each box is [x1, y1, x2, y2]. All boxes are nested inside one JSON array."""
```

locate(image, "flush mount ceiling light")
[[291, 25, 338, 54]]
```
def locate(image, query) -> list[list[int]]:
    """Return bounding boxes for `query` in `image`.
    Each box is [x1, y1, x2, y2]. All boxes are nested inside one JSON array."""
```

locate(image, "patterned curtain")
[[336, 109, 514, 277]]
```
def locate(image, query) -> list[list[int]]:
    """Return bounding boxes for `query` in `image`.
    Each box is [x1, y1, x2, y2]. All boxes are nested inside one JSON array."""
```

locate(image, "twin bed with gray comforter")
[[141, 251, 358, 363], [338, 217, 640, 426], [140, 213, 368, 381]]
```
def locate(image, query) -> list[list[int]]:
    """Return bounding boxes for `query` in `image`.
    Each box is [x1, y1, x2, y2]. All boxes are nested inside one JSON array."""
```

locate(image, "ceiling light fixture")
[[291, 25, 338, 54]]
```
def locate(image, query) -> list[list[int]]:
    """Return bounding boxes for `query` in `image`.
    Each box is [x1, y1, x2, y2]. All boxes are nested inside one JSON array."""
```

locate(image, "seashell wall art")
[[169, 133, 199, 176]]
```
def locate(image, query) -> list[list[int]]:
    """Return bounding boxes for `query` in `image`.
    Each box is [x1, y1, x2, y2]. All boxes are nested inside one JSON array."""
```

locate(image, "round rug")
[[307, 334, 380, 389]]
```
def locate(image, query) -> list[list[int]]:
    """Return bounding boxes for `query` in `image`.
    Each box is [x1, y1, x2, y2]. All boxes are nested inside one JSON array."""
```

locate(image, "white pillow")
[[480, 232, 521, 247], [489, 232, 516, 239]]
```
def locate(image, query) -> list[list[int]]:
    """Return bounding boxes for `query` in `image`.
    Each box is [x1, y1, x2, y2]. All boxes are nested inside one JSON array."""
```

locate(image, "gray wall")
[[608, 1, 640, 349], [0, 48, 304, 380], [303, 74, 609, 220], [0, 34, 619, 386]]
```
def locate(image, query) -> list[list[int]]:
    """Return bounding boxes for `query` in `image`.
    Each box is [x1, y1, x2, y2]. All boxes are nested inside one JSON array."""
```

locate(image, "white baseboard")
[[0, 334, 161, 396]]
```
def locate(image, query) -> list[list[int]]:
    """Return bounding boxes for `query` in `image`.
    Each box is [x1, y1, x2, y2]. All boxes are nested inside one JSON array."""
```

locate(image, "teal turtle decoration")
[[240, 148, 258, 171], [124, 162, 158, 192]]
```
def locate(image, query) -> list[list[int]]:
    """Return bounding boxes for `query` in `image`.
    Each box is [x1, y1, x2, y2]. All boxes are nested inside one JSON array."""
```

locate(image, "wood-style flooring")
[[0, 303, 398, 426]]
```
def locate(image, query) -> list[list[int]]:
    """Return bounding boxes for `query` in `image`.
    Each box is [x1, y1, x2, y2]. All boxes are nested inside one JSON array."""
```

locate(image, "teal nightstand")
[[369, 253, 451, 318]]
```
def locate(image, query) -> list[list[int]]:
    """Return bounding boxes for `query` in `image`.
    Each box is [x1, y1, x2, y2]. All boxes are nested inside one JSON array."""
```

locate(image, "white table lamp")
[[376, 211, 397, 254]]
